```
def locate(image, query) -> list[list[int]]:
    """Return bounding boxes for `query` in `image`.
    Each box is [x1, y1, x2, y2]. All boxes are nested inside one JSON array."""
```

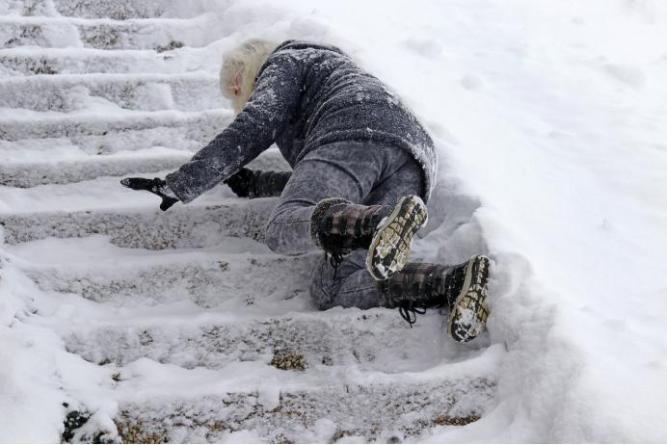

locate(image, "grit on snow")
[[1, 0, 666, 443]]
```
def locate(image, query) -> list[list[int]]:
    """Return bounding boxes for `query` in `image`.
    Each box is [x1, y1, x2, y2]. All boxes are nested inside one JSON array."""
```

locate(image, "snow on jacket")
[[165, 40, 436, 204]]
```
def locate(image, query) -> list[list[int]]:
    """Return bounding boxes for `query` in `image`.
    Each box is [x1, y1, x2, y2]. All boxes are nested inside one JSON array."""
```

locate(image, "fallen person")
[[121, 39, 490, 342]]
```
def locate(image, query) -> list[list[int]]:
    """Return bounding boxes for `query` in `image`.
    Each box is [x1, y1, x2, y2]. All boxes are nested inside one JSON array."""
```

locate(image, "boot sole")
[[366, 196, 428, 281], [447, 255, 490, 343]]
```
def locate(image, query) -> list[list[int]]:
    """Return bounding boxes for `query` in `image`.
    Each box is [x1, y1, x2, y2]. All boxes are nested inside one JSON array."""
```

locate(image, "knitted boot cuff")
[[310, 197, 350, 248]]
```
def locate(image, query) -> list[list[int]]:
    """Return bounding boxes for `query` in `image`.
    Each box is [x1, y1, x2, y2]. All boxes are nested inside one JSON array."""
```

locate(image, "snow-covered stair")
[[0, 73, 223, 112], [0, 1, 498, 442]]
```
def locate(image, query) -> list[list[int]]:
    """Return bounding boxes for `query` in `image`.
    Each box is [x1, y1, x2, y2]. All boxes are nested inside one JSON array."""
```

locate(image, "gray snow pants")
[[264, 141, 425, 310]]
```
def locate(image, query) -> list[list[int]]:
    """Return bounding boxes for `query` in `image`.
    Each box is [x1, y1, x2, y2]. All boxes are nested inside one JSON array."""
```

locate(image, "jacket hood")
[[272, 40, 346, 55], [256, 40, 347, 81]]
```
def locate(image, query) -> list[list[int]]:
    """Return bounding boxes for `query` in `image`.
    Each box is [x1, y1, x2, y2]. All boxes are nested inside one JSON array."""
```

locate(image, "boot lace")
[[327, 250, 346, 280], [328, 251, 344, 268], [397, 300, 427, 327]]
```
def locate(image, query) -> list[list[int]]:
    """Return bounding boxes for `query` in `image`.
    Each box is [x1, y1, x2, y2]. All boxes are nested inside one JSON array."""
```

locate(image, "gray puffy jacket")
[[166, 40, 436, 203]]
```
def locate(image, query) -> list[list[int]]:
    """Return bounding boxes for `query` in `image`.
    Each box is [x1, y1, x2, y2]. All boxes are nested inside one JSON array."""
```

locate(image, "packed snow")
[[1, 0, 666, 442]]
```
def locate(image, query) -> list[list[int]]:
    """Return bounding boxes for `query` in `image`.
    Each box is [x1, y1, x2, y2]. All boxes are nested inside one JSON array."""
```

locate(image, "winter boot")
[[224, 168, 292, 198], [379, 255, 491, 343], [310, 195, 428, 279]]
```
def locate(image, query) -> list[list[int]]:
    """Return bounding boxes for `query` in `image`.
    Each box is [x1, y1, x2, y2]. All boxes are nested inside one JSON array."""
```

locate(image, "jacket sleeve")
[[165, 55, 301, 204]]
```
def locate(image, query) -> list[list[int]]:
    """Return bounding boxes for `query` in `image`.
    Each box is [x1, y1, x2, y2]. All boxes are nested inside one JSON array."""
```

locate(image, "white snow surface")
[[1, 0, 667, 442]]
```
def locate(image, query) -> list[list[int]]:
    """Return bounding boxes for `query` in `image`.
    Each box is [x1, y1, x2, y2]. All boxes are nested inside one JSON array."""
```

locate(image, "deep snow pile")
[[1, 0, 667, 442]]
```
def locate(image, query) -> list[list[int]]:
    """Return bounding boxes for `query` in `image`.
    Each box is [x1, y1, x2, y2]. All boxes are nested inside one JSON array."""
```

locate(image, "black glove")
[[224, 168, 255, 198], [120, 177, 179, 211], [224, 168, 292, 198]]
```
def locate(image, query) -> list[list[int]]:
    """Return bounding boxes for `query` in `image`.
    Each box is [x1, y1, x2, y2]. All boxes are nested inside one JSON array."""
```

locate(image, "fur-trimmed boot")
[[379, 255, 491, 343], [311, 195, 428, 280]]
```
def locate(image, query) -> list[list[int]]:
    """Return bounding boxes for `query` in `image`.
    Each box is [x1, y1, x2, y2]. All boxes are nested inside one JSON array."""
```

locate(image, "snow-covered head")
[[220, 39, 279, 114]]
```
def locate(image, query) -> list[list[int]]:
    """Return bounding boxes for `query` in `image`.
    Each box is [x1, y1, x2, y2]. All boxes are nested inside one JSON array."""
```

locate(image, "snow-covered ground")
[[1, 0, 666, 442]]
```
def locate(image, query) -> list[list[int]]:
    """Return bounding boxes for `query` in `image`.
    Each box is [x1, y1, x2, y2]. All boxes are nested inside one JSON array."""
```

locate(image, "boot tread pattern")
[[366, 196, 428, 281], [448, 255, 490, 343]]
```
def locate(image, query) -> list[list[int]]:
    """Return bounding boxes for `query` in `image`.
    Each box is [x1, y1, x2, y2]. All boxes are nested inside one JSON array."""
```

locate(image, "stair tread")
[[6, 234, 274, 265], [57, 307, 490, 372], [0, 145, 189, 164], [0, 108, 230, 141], [0, 107, 228, 123], [113, 352, 500, 396], [0, 195, 279, 248], [0, 172, 215, 214], [9, 233, 313, 308], [0, 46, 214, 76], [52, 0, 214, 20], [0, 71, 217, 84], [0, 13, 220, 50], [0, 15, 206, 26], [0, 146, 286, 193]]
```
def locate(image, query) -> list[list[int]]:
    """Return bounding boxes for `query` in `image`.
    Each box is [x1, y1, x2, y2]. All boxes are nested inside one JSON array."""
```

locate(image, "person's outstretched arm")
[[161, 55, 300, 205]]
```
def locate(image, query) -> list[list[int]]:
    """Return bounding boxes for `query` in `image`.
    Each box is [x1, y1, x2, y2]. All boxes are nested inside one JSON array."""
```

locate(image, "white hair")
[[220, 39, 279, 114]]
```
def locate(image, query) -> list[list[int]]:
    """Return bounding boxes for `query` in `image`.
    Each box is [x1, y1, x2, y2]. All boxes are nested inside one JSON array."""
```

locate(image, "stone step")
[[58, 308, 456, 373], [107, 354, 499, 443], [6, 0, 214, 20], [0, 121, 218, 157], [0, 148, 190, 187], [0, 72, 222, 113], [0, 47, 205, 77], [11, 234, 313, 308], [0, 197, 277, 248], [0, 15, 217, 51], [2, 0, 54, 17], [0, 146, 287, 187], [115, 381, 491, 443], [52, 0, 207, 20], [0, 108, 230, 141], [0, 149, 288, 210]]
